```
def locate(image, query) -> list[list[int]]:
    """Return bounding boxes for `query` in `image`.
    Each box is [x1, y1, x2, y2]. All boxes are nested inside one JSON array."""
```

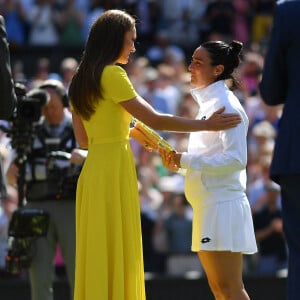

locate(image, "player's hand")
[[159, 149, 180, 172]]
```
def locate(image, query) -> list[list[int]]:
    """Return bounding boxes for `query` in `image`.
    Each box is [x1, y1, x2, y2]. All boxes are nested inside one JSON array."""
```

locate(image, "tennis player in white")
[[160, 40, 257, 300]]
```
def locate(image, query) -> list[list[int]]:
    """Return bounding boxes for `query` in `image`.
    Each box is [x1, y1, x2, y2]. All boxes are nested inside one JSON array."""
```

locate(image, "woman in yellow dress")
[[68, 9, 241, 300]]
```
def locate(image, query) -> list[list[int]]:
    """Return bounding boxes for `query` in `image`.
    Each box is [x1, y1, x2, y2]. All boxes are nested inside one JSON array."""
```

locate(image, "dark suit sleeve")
[[259, 5, 287, 106], [0, 15, 17, 119]]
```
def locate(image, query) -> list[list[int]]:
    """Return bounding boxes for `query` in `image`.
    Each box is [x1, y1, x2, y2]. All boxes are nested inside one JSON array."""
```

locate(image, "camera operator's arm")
[[6, 162, 19, 186], [71, 111, 88, 149], [70, 149, 88, 165], [0, 15, 17, 119]]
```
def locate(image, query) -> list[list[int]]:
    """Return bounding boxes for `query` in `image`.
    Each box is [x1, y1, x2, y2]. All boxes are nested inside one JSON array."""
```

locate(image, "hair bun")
[[230, 40, 243, 56]]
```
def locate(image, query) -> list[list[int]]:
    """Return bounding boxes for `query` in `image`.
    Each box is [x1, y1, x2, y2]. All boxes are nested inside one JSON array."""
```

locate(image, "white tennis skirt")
[[190, 197, 258, 254]]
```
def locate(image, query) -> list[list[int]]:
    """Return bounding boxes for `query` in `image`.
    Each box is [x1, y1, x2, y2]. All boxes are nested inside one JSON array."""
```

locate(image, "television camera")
[[0, 83, 50, 274]]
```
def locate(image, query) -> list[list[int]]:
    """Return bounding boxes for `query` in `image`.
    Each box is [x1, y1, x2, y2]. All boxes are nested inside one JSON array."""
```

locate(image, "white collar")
[[190, 80, 227, 105]]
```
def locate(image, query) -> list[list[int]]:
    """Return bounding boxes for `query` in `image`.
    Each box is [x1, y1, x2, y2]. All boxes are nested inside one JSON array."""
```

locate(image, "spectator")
[[139, 67, 170, 114], [82, 0, 104, 41], [240, 50, 264, 97], [248, 120, 276, 164], [26, 0, 60, 46], [165, 194, 192, 255], [253, 182, 287, 275], [60, 57, 78, 91], [201, 0, 236, 43], [57, 0, 84, 47], [232, 0, 252, 47], [251, 0, 275, 44], [27, 57, 50, 89], [0, 0, 27, 48], [155, 63, 182, 115], [124, 0, 161, 55], [160, 0, 207, 55], [146, 30, 186, 67], [247, 155, 276, 213]]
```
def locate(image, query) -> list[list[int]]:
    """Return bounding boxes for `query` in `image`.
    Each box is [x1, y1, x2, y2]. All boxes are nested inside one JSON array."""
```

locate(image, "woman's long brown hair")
[[68, 10, 136, 120]]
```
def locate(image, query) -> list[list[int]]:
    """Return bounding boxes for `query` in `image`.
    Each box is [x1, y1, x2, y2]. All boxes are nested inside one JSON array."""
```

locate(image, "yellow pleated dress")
[[74, 65, 146, 300]]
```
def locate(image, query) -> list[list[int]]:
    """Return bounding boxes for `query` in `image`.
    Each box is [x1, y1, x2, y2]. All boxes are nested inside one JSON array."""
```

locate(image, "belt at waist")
[[89, 136, 129, 145]]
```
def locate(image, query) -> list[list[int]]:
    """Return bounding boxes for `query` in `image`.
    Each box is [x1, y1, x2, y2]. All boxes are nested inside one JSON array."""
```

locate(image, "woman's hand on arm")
[[71, 111, 88, 149], [205, 107, 242, 131]]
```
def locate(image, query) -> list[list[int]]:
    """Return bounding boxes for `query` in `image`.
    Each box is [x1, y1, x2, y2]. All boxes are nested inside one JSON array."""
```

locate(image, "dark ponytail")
[[229, 40, 243, 69], [201, 40, 243, 90]]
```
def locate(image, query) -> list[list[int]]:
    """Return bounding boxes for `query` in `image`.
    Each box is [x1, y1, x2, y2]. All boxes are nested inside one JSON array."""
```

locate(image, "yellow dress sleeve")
[[102, 65, 138, 103]]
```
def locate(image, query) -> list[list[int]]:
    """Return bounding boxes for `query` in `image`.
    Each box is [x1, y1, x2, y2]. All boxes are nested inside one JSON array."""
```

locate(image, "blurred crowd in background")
[[0, 0, 288, 280]]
